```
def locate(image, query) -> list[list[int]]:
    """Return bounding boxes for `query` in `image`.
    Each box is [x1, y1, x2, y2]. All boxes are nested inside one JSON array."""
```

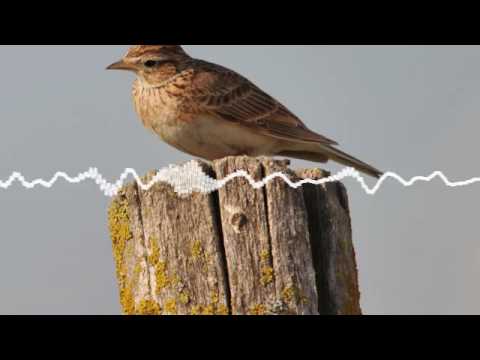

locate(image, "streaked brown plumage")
[[107, 45, 383, 178]]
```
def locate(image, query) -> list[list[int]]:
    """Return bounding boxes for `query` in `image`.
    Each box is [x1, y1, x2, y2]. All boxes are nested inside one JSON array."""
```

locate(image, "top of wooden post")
[[108, 156, 361, 315]]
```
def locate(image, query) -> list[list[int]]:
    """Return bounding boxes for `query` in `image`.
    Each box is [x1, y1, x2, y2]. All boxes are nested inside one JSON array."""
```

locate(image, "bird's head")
[[107, 45, 190, 86]]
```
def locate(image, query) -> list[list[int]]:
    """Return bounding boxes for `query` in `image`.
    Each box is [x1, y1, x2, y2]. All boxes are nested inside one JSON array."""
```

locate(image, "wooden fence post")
[[107, 156, 361, 315]]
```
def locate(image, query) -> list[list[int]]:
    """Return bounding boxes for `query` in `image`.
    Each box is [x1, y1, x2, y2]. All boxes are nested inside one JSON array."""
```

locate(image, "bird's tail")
[[323, 145, 383, 179], [279, 145, 383, 179]]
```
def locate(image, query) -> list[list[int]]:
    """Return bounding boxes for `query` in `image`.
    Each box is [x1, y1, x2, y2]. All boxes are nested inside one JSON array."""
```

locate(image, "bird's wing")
[[188, 63, 338, 146]]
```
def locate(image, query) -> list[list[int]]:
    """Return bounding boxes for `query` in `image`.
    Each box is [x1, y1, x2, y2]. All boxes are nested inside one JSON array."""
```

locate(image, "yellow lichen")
[[191, 240, 203, 260], [261, 266, 274, 287], [170, 274, 181, 287], [282, 286, 297, 303], [148, 237, 160, 265], [147, 237, 177, 296], [179, 292, 190, 305], [216, 304, 229, 315], [164, 299, 177, 315], [211, 292, 219, 305], [204, 252, 214, 265], [108, 199, 132, 275], [259, 250, 274, 287], [202, 305, 216, 315], [190, 241, 212, 274], [190, 305, 202, 315], [120, 286, 136, 315], [189, 302, 230, 316], [248, 304, 267, 316], [260, 250, 270, 263], [137, 300, 161, 315], [155, 261, 170, 295], [108, 198, 134, 314], [133, 262, 142, 282]]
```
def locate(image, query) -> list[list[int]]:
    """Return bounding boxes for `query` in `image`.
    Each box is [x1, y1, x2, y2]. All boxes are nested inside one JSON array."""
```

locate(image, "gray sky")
[[0, 45, 479, 315]]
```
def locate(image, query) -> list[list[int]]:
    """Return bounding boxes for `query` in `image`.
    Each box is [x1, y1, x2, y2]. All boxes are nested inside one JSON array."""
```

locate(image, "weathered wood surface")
[[298, 169, 361, 315], [108, 156, 361, 315]]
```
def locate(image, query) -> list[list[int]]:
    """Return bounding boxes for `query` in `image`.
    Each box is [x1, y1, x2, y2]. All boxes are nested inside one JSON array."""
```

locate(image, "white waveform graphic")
[[1, 161, 479, 197]]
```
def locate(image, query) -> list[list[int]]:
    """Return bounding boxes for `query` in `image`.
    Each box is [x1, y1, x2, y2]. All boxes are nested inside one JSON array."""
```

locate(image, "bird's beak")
[[106, 60, 137, 72]]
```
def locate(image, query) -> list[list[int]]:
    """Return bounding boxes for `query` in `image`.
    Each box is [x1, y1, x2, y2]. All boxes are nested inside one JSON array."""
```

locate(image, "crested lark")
[[107, 45, 383, 178]]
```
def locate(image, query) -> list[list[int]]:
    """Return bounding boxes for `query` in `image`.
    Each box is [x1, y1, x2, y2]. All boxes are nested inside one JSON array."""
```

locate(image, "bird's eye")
[[144, 60, 158, 68]]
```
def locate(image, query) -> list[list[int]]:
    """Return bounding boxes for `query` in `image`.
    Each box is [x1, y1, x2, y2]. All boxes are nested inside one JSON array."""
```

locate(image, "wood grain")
[[108, 157, 361, 315]]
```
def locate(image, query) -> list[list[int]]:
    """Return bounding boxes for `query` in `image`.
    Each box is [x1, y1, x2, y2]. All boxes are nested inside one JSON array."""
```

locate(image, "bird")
[[107, 45, 383, 178]]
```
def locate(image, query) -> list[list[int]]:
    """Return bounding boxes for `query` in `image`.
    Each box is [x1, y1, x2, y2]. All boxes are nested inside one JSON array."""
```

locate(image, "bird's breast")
[[131, 80, 280, 160], [132, 81, 181, 131]]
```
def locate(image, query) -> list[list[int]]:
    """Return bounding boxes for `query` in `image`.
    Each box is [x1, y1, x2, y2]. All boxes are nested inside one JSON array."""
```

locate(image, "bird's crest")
[[125, 45, 187, 59]]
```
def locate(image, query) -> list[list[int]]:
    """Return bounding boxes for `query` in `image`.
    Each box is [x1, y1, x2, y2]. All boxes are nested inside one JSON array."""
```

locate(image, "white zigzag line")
[[0, 161, 479, 197]]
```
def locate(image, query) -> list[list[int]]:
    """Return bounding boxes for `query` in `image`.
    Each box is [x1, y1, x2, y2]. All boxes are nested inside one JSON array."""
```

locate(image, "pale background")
[[0, 45, 478, 315]]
